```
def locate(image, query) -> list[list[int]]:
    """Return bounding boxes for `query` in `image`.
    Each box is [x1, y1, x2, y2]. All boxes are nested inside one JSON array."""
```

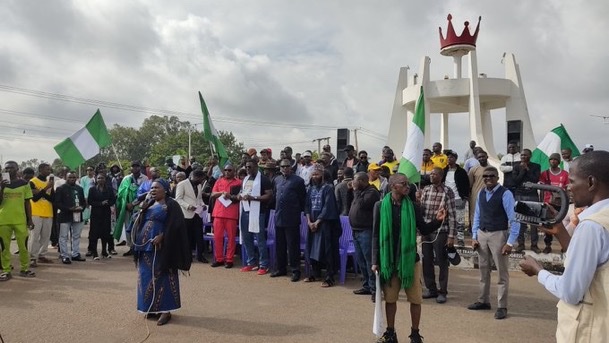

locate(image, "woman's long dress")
[[134, 203, 181, 313]]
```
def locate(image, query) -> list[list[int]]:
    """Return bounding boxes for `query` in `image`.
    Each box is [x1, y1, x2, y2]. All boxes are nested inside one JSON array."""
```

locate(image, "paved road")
[[1, 232, 559, 343]]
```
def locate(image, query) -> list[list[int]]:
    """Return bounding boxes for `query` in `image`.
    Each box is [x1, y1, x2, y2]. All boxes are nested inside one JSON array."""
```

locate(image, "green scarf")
[[379, 193, 417, 289]]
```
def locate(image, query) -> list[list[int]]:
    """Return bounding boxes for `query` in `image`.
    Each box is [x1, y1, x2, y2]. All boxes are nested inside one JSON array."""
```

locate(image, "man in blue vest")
[[467, 166, 520, 320]]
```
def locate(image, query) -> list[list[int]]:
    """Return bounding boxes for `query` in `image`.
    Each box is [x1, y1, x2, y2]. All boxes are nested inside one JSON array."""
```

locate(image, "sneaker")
[[409, 330, 424, 343], [19, 270, 36, 278], [530, 245, 542, 254], [240, 265, 257, 272], [376, 329, 397, 343], [436, 294, 447, 304], [543, 246, 552, 254], [257, 267, 269, 275], [62, 257, 72, 264], [30, 259, 38, 268], [422, 290, 438, 299], [109, 249, 118, 256], [0, 272, 12, 281], [211, 261, 225, 268], [93, 256, 100, 261], [495, 307, 508, 320], [72, 254, 86, 262], [224, 262, 234, 269]]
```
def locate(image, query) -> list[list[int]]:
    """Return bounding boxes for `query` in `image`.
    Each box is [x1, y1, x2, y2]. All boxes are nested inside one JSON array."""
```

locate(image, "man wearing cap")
[[431, 142, 448, 169], [282, 146, 298, 172], [320, 151, 339, 181], [342, 145, 357, 169], [443, 151, 470, 246], [539, 153, 569, 254], [114, 160, 148, 256], [368, 163, 388, 196], [582, 144, 594, 154], [296, 150, 315, 186], [260, 148, 275, 165]]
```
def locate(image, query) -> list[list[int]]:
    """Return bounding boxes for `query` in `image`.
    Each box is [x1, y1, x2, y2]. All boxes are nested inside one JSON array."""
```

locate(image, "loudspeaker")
[[336, 128, 350, 163], [507, 120, 522, 149]]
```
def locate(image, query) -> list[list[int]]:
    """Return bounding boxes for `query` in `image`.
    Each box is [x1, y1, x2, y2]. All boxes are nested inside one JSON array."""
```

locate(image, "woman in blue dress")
[[131, 179, 191, 326]]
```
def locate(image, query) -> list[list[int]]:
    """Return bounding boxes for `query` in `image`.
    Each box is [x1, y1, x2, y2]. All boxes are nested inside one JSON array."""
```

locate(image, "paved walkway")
[[1, 231, 559, 343]]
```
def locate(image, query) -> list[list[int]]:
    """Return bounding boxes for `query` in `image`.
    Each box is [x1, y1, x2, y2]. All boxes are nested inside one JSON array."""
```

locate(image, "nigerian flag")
[[531, 124, 580, 171], [54, 109, 112, 169], [199, 92, 229, 167], [397, 86, 425, 183]]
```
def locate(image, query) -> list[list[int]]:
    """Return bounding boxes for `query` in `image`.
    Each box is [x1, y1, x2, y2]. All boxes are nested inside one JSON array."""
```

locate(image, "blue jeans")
[[353, 229, 375, 292], [240, 211, 268, 268], [59, 221, 84, 258]]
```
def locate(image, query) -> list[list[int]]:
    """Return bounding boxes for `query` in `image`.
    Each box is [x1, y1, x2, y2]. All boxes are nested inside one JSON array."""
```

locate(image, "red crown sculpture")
[[439, 14, 481, 52]]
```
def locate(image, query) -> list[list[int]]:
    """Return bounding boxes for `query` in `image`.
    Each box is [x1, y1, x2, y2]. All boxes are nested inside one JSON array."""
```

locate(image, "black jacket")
[[335, 178, 354, 216], [54, 183, 86, 223], [442, 165, 470, 199], [348, 185, 380, 229]]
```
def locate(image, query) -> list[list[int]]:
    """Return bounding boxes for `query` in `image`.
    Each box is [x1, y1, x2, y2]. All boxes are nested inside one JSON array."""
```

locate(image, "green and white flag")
[[199, 92, 229, 167], [397, 86, 425, 183], [54, 109, 112, 169], [531, 124, 580, 171]]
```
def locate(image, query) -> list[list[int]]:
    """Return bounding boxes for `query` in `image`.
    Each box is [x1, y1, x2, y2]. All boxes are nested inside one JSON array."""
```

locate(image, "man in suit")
[[175, 169, 208, 263]]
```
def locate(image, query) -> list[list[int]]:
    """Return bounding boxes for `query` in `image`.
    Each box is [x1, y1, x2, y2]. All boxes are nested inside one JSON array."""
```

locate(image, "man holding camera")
[[520, 151, 609, 342], [468, 166, 520, 320]]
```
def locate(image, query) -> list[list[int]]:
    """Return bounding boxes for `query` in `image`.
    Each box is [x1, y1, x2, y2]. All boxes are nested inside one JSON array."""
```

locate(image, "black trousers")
[[422, 231, 449, 294], [275, 225, 300, 274], [185, 216, 206, 259]]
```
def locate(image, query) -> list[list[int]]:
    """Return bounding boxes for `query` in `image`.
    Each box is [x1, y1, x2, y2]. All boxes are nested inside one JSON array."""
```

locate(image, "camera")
[[513, 182, 569, 227]]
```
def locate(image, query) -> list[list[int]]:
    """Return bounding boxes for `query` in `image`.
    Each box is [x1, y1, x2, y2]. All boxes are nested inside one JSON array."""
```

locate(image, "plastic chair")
[[339, 215, 358, 284], [299, 212, 311, 275]]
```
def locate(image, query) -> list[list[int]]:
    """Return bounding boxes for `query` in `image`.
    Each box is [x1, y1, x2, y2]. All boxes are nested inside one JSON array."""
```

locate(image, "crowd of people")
[[0, 140, 606, 343]]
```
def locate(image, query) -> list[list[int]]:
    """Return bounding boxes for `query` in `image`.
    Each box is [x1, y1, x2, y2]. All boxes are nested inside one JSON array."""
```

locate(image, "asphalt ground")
[[1, 228, 559, 343]]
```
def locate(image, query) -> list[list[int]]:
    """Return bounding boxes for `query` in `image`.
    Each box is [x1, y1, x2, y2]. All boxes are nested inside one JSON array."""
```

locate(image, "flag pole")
[[111, 144, 123, 170]]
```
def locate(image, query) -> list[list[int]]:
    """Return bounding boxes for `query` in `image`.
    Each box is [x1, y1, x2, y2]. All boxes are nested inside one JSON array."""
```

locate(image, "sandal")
[[19, 270, 36, 278], [0, 272, 11, 281], [303, 276, 316, 283]]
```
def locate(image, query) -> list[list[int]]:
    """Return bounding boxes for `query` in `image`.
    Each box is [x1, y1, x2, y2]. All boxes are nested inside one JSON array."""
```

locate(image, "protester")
[[28, 163, 55, 266], [335, 167, 354, 216], [513, 149, 542, 253], [0, 161, 35, 280], [520, 151, 609, 342], [88, 173, 116, 259], [132, 179, 191, 326], [55, 171, 87, 264], [210, 165, 241, 267], [538, 153, 569, 254]]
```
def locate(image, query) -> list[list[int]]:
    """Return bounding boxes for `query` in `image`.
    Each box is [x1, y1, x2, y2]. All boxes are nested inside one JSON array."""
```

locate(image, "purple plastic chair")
[[299, 212, 311, 276], [339, 215, 358, 284]]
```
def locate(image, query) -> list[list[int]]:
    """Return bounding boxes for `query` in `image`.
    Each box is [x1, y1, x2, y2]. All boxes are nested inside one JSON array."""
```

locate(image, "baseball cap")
[[247, 148, 257, 156], [302, 151, 312, 157], [367, 163, 382, 171]]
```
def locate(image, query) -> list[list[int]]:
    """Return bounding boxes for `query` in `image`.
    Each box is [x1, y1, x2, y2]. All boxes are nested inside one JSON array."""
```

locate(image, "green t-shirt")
[[0, 179, 33, 225]]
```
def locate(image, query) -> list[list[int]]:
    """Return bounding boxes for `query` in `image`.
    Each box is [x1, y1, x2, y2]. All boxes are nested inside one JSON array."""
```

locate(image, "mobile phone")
[[1, 172, 9, 181]]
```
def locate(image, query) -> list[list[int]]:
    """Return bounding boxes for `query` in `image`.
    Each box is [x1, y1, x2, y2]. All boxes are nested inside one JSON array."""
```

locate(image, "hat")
[[343, 144, 355, 151], [262, 161, 278, 170], [260, 148, 269, 154], [444, 246, 461, 266], [302, 151, 312, 157], [367, 163, 382, 171], [247, 148, 257, 156], [131, 160, 142, 167], [549, 153, 561, 161], [583, 144, 594, 152]]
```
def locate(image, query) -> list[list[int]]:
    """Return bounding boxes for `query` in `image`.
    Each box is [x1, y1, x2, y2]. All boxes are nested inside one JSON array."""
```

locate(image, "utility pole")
[[353, 128, 359, 152], [312, 136, 331, 154]]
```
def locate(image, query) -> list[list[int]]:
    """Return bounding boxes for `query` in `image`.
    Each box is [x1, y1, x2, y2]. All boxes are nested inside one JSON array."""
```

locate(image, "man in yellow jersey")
[[29, 163, 55, 266]]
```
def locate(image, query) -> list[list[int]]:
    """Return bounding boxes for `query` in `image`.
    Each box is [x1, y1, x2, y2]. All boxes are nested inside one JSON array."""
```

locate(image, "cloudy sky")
[[1, 0, 607, 165]]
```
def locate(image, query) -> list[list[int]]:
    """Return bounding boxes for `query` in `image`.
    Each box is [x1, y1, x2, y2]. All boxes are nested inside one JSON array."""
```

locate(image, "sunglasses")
[[482, 174, 497, 178], [224, 169, 234, 172], [280, 165, 291, 168]]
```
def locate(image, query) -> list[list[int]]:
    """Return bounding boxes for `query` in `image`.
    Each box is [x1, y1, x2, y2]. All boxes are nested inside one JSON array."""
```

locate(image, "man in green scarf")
[[372, 173, 446, 343], [113, 161, 148, 256]]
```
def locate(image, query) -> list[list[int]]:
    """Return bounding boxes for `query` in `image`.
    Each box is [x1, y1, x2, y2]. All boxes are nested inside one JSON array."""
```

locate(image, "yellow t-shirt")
[[370, 178, 381, 191], [431, 154, 448, 169], [382, 160, 399, 175], [30, 177, 54, 218]]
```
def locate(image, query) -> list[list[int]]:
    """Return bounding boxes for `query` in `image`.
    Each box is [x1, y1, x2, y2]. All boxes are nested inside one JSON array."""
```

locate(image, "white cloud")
[[0, 0, 607, 165]]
